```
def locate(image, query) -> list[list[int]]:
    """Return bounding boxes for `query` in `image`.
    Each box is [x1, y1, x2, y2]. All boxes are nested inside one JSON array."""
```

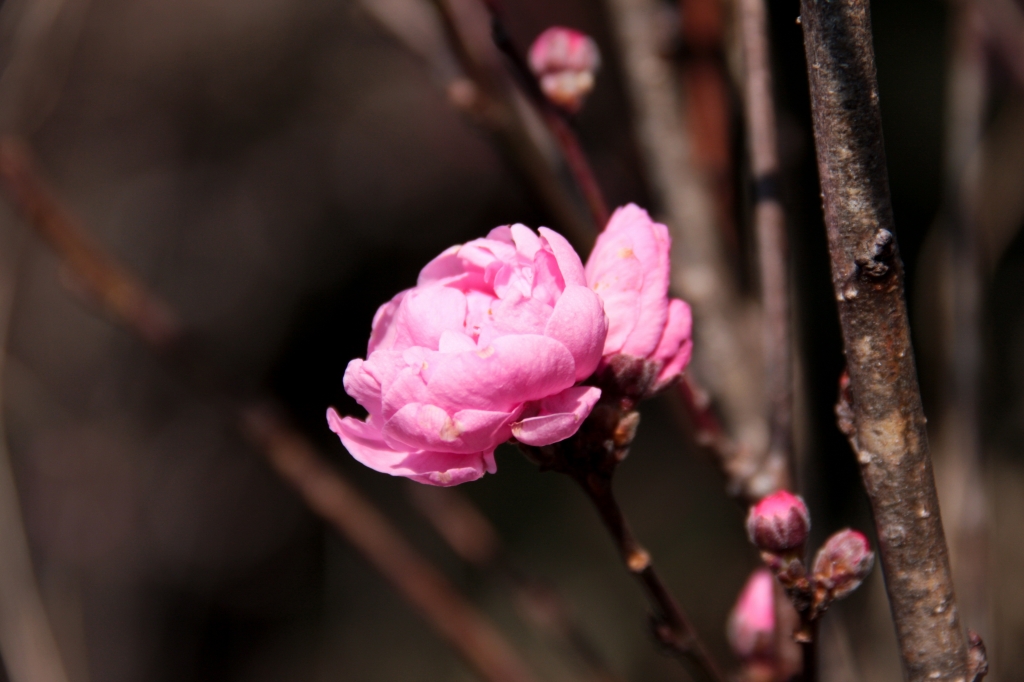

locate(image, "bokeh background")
[[0, 0, 1021, 680]]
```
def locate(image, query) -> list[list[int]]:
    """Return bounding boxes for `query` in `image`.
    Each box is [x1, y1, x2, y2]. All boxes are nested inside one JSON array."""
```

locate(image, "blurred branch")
[[678, 0, 737, 252], [0, 137, 181, 350], [934, 0, 990, 650], [0, 137, 545, 682], [241, 408, 542, 682], [977, 0, 1024, 88], [798, 1, 981, 679], [0, 220, 71, 682], [605, 0, 777, 501], [409, 485, 625, 682], [358, 0, 594, 246]]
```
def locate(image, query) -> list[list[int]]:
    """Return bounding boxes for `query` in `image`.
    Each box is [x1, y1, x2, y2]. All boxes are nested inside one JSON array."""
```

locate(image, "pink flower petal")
[[342, 358, 382, 417], [586, 240, 642, 354], [381, 403, 516, 454], [652, 298, 693, 387], [417, 244, 464, 285], [544, 284, 607, 380], [539, 227, 586, 286], [392, 285, 468, 350], [328, 409, 490, 486], [510, 223, 543, 259], [511, 386, 602, 446], [367, 291, 407, 353], [621, 223, 671, 358], [427, 334, 576, 413]]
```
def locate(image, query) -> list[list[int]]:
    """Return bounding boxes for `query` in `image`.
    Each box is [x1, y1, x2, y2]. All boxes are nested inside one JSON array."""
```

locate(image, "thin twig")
[[242, 407, 542, 682], [360, 0, 593, 246], [0, 221, 71, 682], [480, 6, 609, 228], [798, 1, 979, 679], [0, 137, 545, 682], [577, 474, 725, 682], [605, 0, 776, 499]]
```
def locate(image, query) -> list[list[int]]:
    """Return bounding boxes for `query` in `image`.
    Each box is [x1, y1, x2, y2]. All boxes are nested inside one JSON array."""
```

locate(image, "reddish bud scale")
[[746, 490, 810, 553], [812, 529, 874, 602]]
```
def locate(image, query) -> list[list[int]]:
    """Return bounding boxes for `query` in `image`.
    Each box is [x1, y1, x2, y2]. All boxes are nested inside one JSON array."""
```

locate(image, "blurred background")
[[0, 0, 1021, 680]]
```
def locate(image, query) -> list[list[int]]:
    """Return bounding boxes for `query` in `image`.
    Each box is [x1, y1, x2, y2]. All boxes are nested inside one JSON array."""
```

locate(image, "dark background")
[[1, 0, 1021, 680]]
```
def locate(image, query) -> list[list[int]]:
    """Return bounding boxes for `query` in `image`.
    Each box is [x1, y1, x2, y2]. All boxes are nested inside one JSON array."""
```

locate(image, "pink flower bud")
[[528, 27, 601, 112], [727, 569, 775, 661], [746, 490, 810, 553], [329, 224, 608, 486], [812, 529, 874, 601], [585, 205, 693, 394]]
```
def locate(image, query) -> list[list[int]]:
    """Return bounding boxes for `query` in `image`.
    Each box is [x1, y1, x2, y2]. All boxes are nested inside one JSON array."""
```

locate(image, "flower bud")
[[812, 529, 874, 602], [746, 490, 810, 553], [727, 569, 775, 661], [528, 27, 601, 113]]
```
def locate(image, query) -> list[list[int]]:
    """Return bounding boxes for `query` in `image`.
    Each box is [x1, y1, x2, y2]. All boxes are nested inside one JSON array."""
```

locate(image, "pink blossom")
[[812, 529, 874, 601], [528, 27, 601, 113], [328, 225, 607, 486], [585, 204, 693, 390], [727, 568, 776, 661], [746, 490, 811, 553]]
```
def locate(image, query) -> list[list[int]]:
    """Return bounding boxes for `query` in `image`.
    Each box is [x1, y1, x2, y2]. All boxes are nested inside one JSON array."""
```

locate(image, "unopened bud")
[[746, 490, 810, 553], [812, 529, 874, 602], [727, 569, 776, 661], [528, 27, 601, 113]]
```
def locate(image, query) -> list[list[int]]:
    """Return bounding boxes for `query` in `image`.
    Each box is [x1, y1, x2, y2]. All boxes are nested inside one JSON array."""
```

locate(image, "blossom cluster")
[[328, 205, 692, 485]]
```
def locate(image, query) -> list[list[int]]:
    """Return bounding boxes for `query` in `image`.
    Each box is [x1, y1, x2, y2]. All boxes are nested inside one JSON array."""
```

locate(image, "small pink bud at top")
[[727, 569, 776, 661], [746, 490, 810, 553], [812, 529, 874, 601], [528, 27, 601, 113]]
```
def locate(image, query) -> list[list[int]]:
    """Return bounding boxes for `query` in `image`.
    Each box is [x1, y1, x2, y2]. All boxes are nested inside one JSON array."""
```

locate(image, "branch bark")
[[798, 1, 977, 678]]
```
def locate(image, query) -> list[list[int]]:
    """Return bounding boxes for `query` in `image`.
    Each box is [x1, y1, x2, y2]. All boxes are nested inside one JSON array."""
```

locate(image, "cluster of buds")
[[528, 27, 602, 113], [734, 490, 874, 655]]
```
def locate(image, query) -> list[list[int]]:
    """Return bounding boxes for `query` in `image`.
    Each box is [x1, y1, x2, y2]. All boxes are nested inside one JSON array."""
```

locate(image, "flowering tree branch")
[[0, 136, 545, 682], [605, 0, 780, 501], [798, 1, 984, 678]]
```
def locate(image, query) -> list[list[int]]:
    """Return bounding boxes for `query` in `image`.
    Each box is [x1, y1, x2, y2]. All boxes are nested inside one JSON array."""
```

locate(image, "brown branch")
[[241, 408, 542, 682], [0, 227, 71, 682], [604, 0, 776, 499], [0, 138, 545, 682], [798, 1, 978, 679], [577, 474, 725, 682], [0, 137, 181, 350]]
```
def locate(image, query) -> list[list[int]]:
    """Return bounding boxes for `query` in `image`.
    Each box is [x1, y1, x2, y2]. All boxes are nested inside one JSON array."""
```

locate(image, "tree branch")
[[798, 1, 979, 678]]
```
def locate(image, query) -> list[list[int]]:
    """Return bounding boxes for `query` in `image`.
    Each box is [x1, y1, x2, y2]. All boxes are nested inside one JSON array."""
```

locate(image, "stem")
[[798, 1, 976, 679], [576, 473, 726, 682], [482, 5, 609, 228]]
